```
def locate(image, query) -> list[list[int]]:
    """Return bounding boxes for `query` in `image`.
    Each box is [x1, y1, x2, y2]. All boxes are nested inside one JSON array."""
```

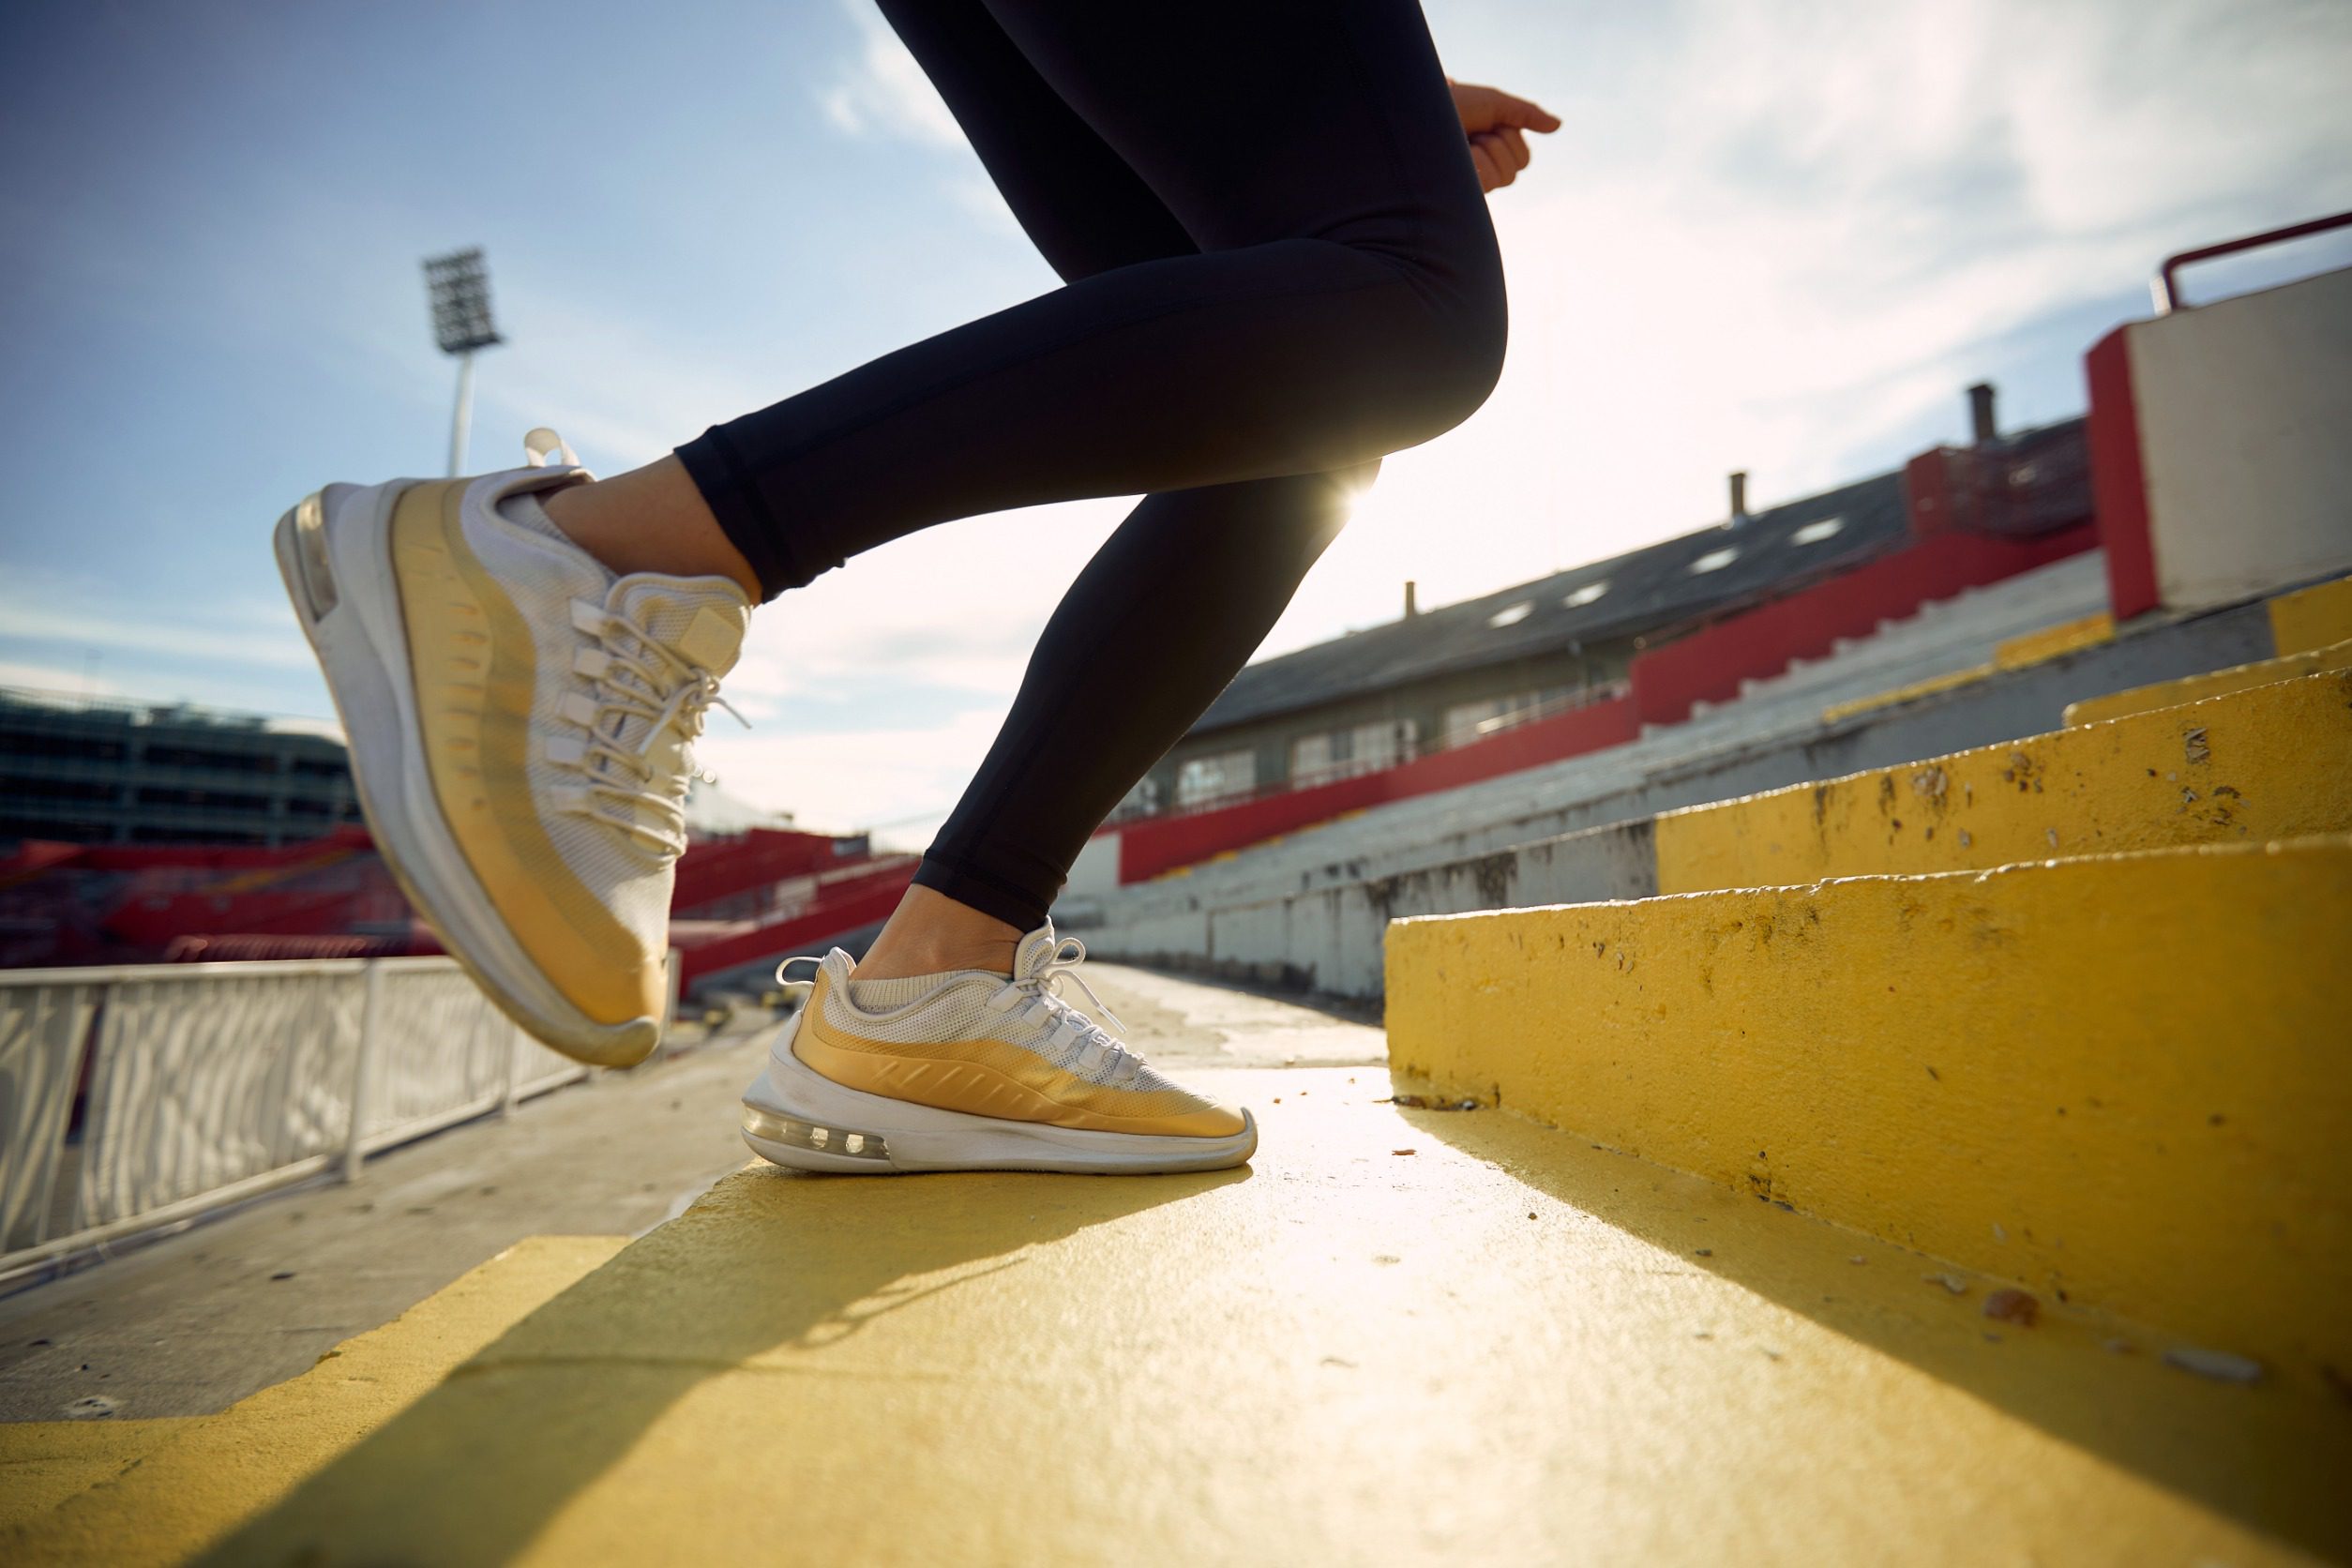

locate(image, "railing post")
[[501, 1009, 522, 1116], [665, 946, 684, 1055], [344, 960, 384, 1184]]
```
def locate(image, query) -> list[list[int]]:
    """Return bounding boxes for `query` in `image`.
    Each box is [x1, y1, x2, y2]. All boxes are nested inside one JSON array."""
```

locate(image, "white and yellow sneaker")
[[742, 925, 1257, 1173], [273, 430, 750, 1065]]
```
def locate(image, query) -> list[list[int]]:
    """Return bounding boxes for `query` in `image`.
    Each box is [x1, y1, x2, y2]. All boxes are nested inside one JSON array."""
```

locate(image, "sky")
[[3, 0, 2348, 848]]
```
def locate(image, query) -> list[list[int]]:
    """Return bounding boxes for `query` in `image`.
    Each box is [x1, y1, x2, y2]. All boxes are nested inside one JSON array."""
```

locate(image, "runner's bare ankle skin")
[[540, 455, 763, 602], [855, 884, 1022, 979]]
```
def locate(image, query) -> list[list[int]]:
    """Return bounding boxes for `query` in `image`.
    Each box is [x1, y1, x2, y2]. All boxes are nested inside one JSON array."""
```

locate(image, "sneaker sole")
[[739, 1012, 1257, 1175], [273, 485, 659, 1067]]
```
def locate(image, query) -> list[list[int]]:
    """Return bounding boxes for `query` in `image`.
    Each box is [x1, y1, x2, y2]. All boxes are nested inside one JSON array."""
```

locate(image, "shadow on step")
[[1396, 1107, 2351, 1565], [192, 1162, 1244, 1567]]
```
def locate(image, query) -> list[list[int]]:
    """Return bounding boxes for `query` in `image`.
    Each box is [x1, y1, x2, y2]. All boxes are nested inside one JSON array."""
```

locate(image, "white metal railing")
[[0, 956, 591, 1283]]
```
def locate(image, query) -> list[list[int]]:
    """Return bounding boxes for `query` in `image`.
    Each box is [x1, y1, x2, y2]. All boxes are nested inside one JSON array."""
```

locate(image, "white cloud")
[[0, 660, 129, 699], [696, 703, 1014, 852], [0, 569, 315, 670], [818, 3, 968, 150], [1259, 0, 2352, 652]]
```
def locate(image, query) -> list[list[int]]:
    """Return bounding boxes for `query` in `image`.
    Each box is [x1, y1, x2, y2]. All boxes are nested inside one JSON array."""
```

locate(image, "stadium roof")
[[1191, 461, 1920, 736]]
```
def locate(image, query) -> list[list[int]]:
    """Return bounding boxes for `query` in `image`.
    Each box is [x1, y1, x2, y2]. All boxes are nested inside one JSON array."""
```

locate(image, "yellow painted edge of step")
[[1994, 611, 2114, 670], [1818, 611, 2119, 728], [2064, 637, 2352, 727], [1660, 666, 2352, 894], [0, 1418, 195, 1535], [2, 1234, 626, 1568], [2268, 573, 2352, 658], [1820, 662, 1994, 725], [1385, 834, 2352, 1379]]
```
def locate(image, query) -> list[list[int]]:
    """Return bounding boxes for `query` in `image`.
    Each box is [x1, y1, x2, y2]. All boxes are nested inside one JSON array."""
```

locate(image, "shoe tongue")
[[1011, 921, 1061, 980], [583, 575, 750, 815], [608, 574, 750, 680]]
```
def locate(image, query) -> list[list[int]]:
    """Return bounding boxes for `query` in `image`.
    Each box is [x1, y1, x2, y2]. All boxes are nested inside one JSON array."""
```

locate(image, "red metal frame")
[[2154, 210, 2352, 313]]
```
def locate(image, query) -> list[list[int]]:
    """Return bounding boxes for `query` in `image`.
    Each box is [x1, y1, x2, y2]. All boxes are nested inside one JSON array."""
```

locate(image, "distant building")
[[0, 686, 361, 847], [1135, 416, 2087, 815]]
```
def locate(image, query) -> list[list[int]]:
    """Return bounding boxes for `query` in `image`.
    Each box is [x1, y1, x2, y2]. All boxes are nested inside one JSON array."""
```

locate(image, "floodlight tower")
[[423, 248, 504, 476]]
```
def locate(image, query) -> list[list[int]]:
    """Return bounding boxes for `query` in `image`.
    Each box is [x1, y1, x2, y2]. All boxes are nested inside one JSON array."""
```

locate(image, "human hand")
[[1447, 80, 1560, 193]]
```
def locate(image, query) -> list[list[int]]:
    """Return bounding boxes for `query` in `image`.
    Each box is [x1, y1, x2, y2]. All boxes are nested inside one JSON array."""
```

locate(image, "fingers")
[[1452, 80, 1562, 135], [1496, 126, 1530, 171], [1492, 90, 1561, 134], [1468, 139, 1507, 192]]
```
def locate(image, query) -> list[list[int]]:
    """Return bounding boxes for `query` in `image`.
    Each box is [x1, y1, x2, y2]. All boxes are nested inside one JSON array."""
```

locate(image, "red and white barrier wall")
[[2089, 261, 2352, 618]]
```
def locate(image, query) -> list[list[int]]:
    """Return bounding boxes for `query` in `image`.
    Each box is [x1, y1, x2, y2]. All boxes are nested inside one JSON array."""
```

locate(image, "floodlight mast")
[[423, 248, 504, 476]]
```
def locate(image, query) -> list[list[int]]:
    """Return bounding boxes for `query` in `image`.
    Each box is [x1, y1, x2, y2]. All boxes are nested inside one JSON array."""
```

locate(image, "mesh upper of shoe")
[[818, 926, 1199, 1097], [456, 465, 749, 949]]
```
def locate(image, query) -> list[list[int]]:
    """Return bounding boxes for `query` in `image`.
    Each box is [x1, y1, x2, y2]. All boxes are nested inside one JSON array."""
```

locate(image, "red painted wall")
[[1108, 512, 2101, 885], [2084, 325, 2158, 620], [1626, 524, 2098, 727], [1114, 696, 1640, 883]]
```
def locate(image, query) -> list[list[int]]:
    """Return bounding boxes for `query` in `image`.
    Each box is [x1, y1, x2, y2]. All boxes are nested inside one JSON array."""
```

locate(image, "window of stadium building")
[[1443, 685, 1586, 748], [1175, 748, 1257, 808], [1289, 721, 1414, 787]]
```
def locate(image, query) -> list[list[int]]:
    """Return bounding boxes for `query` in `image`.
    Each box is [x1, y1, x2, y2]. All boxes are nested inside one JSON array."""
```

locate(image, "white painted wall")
[[1064, 830, 1123, 897], [2130, 265, 2352, 611]]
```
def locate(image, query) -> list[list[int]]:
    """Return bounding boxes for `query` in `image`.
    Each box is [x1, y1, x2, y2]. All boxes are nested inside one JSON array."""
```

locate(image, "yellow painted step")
[[2064, 638, 2352, 727], [35, 1075, 2330, 1566], [2269, 573, 2352, 657], [1818, 611, 2117, 725], [0, 1419, 193, 1534], [1387, 836, 2352, 1382], [4, 1235, 625, 1567], [1995, 610, 2114, 669], [1660, 667, 2352, 894]]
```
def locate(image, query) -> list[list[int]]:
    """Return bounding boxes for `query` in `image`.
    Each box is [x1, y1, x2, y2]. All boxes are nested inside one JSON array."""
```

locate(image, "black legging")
[[675, 0, 1506, 929]]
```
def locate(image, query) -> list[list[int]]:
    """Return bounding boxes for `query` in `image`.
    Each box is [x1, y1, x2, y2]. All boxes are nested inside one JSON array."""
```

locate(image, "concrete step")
[[1141, 666, 2352, 999], [20, 1068, 2347, 1564], [2065, 636, 2352, 727], [0, 1418, 192, 1535], [1386, 835, 2352, 1386], [2266, 572, 2352, 657], [3, 1234, 624, 1564], [1656, 664, 2352, 893]]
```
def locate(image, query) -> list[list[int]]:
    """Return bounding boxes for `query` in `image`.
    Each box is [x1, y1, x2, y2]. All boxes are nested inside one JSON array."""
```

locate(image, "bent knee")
[[1375, 233, 1508, 447]]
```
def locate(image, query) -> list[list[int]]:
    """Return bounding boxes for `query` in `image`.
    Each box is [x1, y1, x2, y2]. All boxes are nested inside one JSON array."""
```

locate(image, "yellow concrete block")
[[1661, 668, 2352, 894], [1387, 837, 2352, 1381], [2065, 639, 2352, 727], [0, 1418, 192, 1532], [2268, 573, 2352, 656], [1819, 663, 1991, 725], [1995, 611, 2115, 670], [7, 1234, 625, 1567], [60, 1078, 2339, 1566]]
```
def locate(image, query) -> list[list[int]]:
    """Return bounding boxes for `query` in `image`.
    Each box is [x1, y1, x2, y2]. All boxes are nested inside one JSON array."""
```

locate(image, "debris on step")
[[2163, 1347, 2264, 1385], [63, 1395, 117, 1419], [1391, 1148, 1417, 1156], [1983, 1289, 2039, 1326], [1923, 1273, 1969, 1295]]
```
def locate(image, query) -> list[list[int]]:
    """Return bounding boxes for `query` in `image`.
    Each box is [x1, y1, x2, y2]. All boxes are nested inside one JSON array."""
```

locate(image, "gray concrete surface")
[[0, 964, 1380, 1422]]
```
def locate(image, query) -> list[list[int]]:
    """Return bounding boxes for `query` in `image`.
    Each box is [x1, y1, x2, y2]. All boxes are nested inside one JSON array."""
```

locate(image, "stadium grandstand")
[[3, 218, 2347, 1563]]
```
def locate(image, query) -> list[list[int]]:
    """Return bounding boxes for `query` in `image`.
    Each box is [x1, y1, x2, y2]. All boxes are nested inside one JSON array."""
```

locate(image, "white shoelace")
[[775, 937, 1145, 1085], [525, 428, 746, 862], [553, 599, 746, 861], [987, 936, 1139, 1082]]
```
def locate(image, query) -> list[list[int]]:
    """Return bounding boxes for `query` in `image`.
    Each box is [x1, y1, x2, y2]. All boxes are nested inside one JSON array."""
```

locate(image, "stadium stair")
[[4, 1069, 2344, 1564], [5, 588, 2346, 1565]]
